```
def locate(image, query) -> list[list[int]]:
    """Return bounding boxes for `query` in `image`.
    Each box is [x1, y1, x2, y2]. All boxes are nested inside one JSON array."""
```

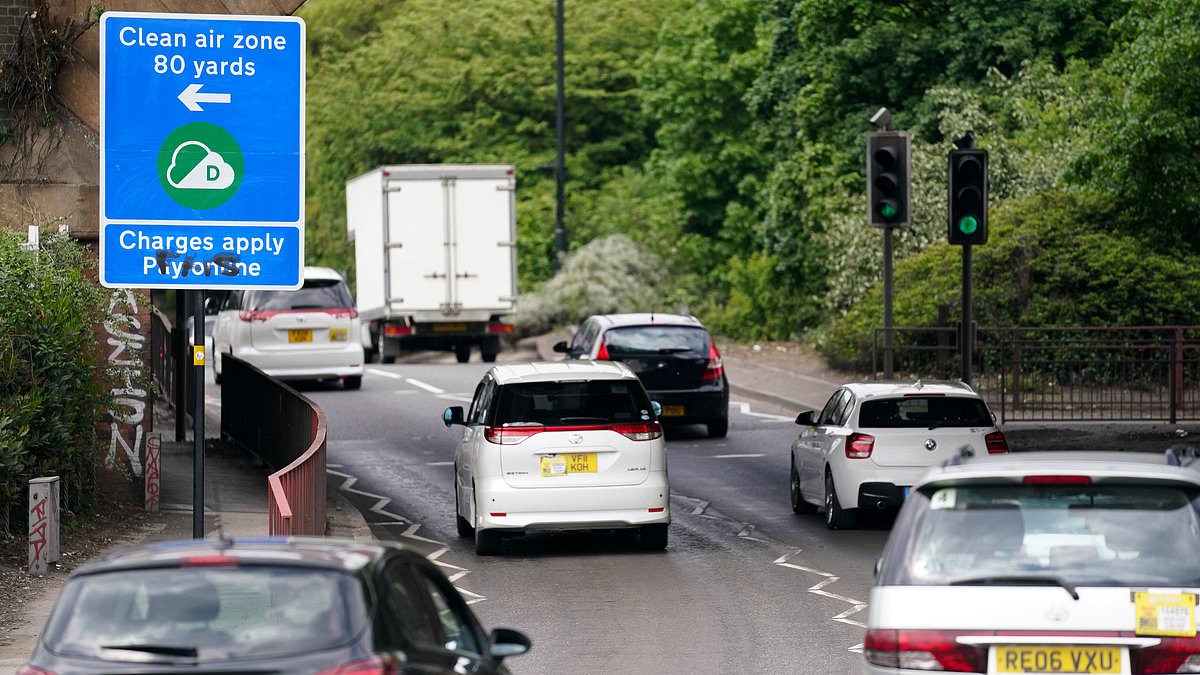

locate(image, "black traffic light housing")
[[867, 132, 911, 227], [948, 149, 988, 245]]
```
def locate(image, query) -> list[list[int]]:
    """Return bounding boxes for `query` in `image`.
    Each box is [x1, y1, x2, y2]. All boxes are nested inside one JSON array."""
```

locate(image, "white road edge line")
[[327, 467, 486, 604]]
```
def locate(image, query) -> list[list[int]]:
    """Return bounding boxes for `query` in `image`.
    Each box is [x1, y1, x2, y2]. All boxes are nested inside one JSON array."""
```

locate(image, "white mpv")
[[866, 450, 1200, 675], [443, 361, 670, 555]]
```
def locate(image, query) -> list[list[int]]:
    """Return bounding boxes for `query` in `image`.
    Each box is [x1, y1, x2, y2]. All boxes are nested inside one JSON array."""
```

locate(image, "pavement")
[[0, 395, 372, 670]]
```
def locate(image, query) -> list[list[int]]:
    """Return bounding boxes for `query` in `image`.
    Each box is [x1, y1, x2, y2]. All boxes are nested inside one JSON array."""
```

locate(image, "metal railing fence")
[[872, 326, 1200, 423], [220, 355, 326, 535]]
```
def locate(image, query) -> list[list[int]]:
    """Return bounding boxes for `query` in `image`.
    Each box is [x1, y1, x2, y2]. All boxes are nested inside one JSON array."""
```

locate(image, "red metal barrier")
[[267, 406, 327, 536]]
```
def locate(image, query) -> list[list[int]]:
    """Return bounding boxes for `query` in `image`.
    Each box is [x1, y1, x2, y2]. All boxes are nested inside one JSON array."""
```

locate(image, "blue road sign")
[[100, 12, 305, 289]]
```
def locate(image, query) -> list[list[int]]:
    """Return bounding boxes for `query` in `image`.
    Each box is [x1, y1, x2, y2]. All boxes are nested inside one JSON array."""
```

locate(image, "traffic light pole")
[[961, 245, 972, 385], [883, 225, 895, 378]]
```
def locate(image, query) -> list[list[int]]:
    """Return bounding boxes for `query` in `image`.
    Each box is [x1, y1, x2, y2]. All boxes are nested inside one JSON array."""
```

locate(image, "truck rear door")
[[385, 177, 449, 312], [450, 171, 516, 313]]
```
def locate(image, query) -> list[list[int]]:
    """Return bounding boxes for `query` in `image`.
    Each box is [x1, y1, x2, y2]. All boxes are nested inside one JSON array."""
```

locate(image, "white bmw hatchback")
[[866, 450, 1200, 675], [791, 381, 1007, 529], [443, 361, 670, 555], [211, 266, 365, 389]]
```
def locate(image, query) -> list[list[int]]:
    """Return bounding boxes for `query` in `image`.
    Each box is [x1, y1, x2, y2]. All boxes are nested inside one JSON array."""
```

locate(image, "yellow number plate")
[[994, 645, 1121, 673], [540, 453, 597, 477], [432, 323, 468, 333], [288, 329, 313, 343], [329, 327, 349, 342], [1135, 591, 1197, 636], [661, 405, 685, 417]]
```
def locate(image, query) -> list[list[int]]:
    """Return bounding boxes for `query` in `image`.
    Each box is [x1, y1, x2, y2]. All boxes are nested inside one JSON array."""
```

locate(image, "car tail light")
[[239, 310, 272, 322], [484, 422, 663, 444], [985, 430, 1009, 454], [1023, 475, 1091, 485], [16, 665, 56, 675], [611, 422, 663, 441], [487, 322, 513, 334], [595, 340, 610, 360], [316, 656, 397, 675], [846, 432, 875, 459], [325, 307, 358, 319], [384, 325, 413, 337], [1133, 636, 1200, 674], [702, 342, 724, 381], [484, 425, 545, 445], [180, 555, 238, 567], [864, 629, 986, 672]]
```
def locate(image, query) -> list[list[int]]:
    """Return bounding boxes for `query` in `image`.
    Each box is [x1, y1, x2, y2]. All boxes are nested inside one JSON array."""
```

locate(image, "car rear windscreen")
[[492, 380, 654, 426], [883, 485, 1200, 587], [603, 326, 709, 356], [858, 395, 993, 428], [244, 279, 352, 311], [44, 566, 366, 662]]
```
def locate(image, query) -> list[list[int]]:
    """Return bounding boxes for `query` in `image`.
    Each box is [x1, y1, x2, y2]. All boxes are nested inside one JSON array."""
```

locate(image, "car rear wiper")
[[949, 574, 1080, 600], [101, 644, 200, 657]]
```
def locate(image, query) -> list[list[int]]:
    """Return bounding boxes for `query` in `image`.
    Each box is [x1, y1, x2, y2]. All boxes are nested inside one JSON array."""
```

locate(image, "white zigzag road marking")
[[774, 549, 868, 632], [327, 468, 486, 604]]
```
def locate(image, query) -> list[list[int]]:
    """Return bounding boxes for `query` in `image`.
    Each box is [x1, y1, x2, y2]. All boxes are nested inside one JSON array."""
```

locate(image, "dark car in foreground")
[[19, 537, 530, 675], [555, 313, 730, 437]]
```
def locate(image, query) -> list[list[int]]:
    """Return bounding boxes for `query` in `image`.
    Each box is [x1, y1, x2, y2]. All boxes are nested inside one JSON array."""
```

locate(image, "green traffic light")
[[879, 202, 897, 219], [958, 215, 978, 235]]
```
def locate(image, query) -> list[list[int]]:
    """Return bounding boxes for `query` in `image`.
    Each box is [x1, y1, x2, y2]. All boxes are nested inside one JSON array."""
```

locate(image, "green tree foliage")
[[0, 229, 112, 533], [1071, 0, 1200, 251], [817, 192, 1200, 369], [301, 0, 681, 285]]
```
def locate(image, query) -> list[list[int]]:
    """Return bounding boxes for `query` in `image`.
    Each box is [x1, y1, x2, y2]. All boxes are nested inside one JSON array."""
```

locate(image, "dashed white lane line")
[[730, 401, 793, 422], [326, 467, 484, 603], [711, 453, 766, 459], [406, 377, 445, 394], [436, 393, 473, 402], [426, 461, 454, 467], [367, 368, 404, 379]]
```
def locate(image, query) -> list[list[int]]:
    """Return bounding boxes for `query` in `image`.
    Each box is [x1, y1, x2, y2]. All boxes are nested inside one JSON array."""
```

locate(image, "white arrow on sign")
[[177, 83, 231, 112]]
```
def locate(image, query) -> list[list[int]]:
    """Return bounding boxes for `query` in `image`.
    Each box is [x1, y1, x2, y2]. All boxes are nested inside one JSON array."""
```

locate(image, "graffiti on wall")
[[105, 289, 145, 476]]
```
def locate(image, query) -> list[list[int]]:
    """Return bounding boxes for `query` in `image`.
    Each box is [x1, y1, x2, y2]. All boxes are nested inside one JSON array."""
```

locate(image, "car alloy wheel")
[[824, 471, 856, 530], [454, 478, 473, 538]]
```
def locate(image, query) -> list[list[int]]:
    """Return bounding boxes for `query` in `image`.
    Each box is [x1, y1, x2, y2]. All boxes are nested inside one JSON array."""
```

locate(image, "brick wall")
[[0, 1, 38, 60]]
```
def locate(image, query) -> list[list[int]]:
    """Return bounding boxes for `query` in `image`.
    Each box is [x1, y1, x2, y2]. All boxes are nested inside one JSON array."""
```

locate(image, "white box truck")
[[346, 164, 517, 363]]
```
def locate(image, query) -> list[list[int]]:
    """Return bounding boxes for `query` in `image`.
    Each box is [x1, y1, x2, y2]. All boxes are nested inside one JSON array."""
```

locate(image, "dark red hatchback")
[[19, 538, 529, 675]]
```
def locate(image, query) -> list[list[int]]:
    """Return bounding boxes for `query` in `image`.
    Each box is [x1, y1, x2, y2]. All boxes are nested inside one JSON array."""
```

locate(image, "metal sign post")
[[100, 12, 306, 538]]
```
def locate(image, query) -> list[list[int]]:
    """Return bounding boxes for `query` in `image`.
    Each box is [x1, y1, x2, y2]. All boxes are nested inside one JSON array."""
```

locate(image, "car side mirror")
[[489, 627, 531, 660], [651, 401, 662, 418], [443, 406, 465, 427], [553, 340, 570, 354], [874, 557, 883, 578], [795, 410, 816, 426]]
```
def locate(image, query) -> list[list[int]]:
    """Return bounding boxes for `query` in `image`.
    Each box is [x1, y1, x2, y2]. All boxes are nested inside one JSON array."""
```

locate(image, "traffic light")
[[948, 149, 988, 245], [867, 132, 911, 226]]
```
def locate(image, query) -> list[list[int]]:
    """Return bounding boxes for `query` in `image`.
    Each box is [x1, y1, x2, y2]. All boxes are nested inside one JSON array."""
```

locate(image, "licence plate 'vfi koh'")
[[288, 329, 313, 343], [541, 453, 598, 477]]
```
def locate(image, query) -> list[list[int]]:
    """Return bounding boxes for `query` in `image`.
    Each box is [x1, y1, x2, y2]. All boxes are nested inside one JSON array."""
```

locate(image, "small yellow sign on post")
[[1134, 591, 1197, 637], [193, 345, 206, 367]]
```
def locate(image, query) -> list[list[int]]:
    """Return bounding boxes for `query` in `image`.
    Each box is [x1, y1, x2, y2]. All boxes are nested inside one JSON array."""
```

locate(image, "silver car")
[[865, 450, 1200, 674]]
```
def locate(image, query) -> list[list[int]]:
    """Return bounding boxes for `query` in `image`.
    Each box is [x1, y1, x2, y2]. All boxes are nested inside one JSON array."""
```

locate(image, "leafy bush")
[[816, 191, 1200, 369], [513, 234, 668, 335], [0, 228, 111, 534]]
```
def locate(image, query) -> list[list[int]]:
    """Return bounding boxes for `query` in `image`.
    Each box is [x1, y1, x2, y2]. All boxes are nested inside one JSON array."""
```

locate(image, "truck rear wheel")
[[455, 344, 471, 363]]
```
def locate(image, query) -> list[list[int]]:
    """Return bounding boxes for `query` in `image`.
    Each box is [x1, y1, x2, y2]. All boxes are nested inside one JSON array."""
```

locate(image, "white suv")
[[790, 381, 1007, 529], [866, 450, 1200, 674], [211, 266, 365, 389], [443, 361, 670, 555]]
